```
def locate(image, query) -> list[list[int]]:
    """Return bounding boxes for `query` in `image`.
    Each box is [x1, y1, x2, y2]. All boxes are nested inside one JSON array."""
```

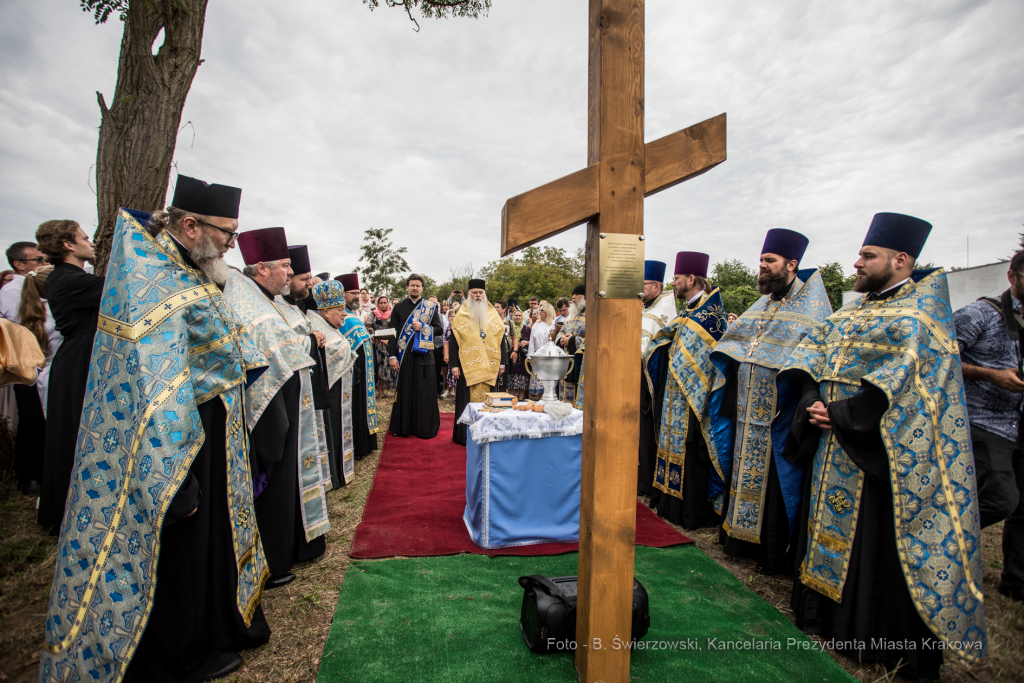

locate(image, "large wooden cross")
[[500, 2, 726, 681]]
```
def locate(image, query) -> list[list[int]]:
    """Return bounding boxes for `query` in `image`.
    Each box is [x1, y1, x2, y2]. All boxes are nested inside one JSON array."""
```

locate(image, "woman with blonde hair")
[[526, 302, 556, 399], [12, 265, 61, 494]]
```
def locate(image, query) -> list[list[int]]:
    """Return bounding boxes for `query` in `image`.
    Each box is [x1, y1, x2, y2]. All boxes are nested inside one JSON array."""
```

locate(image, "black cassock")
[[644, 302, 718, 529], [125, 242, 270, 683], [250, 284, 326, 578], [449, 327, 508, 446], [387, 297, 443, 439], [788, 376, 943, 679], [349, 340, 377, 458], [638, 301, 667, 497], [637, 363, 666, 497], [126, 399, 271, 683], [38, 261, 104, 529]]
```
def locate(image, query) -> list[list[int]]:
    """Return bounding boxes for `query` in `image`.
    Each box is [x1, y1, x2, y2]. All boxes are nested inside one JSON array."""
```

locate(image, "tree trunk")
[[92, 0, 210, 274]]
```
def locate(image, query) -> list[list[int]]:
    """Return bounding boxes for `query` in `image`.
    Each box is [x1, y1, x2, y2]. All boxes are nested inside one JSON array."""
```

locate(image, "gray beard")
[[465, 297, 490, 334], [568, 299, 585, 317], [346, 300, 361, 313], [190, 231, 229, 285]]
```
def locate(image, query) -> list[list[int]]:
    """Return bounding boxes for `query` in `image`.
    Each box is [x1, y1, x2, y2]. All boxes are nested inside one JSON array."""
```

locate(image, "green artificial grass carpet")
[[317, 545, 853, 683]]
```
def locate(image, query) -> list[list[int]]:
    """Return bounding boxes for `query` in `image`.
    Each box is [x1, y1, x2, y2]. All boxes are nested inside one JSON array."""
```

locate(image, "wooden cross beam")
[[499, 2, 726, 682]]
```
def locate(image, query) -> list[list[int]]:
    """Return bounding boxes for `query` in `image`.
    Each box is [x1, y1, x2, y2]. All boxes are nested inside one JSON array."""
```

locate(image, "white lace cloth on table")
[[457, 402, 584, 444]]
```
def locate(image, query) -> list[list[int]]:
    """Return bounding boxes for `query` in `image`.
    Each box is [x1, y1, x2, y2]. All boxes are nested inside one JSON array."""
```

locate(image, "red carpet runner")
[[350, 412, 692, 559]]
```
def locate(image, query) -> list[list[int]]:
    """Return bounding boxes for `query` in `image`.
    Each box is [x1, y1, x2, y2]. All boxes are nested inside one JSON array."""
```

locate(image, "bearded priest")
[[337, 273, 380, 459], [638, 259, 675, 496], [557, 283, 586, 408], [387, 274, 444, 438], [781, 213, 986, 677], [283, 244, 316, 314], [645, 252, 728, 529], [39, 175, 271, 683], [450, 279, 508, 445], [707, 229, 832, 575], [226, 228, 332, 590]]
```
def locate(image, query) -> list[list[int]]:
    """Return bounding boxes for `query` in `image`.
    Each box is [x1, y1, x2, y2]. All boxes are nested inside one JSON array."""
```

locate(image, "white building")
[[841, 261, 1010, 311]]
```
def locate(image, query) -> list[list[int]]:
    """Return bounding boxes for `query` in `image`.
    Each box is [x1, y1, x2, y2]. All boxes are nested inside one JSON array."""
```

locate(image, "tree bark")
[[92, 0, 209, 274]]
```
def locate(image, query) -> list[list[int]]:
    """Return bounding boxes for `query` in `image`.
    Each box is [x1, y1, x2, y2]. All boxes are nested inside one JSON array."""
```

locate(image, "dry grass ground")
[[2, 397, 1022, 683], [677, 515, 1024, 683]]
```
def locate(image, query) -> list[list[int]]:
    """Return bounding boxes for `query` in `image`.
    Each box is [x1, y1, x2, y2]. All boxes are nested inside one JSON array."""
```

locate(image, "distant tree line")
[[351, 229, 977, 314]]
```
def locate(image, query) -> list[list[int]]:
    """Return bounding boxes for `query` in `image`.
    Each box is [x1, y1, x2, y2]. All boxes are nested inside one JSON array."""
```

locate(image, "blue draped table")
[[459, 403, 584, 549]]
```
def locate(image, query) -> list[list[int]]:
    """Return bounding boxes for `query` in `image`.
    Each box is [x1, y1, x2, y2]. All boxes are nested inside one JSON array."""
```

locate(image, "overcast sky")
[[1, 0, 1021, 281]]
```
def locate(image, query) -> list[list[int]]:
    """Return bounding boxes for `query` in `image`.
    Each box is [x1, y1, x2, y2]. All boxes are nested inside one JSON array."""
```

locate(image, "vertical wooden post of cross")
[[575, 2, 645, 681], [500, 2, 726, 681]]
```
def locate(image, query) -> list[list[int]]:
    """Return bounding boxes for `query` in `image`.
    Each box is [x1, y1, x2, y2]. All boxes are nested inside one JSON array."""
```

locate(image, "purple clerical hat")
[[237, 227, 289, 265], [288, 245, 311, 274], [336, 273, 360, 292], [674, 251, 709, 278], [761, 229, 809, 263]]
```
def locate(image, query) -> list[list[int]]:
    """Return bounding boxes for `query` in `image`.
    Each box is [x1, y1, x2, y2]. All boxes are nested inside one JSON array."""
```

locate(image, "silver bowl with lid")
[[525, 342, 575, 404]]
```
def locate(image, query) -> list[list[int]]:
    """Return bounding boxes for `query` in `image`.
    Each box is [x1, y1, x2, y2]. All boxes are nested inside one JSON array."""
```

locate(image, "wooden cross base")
[[500, 2, 726, 681]]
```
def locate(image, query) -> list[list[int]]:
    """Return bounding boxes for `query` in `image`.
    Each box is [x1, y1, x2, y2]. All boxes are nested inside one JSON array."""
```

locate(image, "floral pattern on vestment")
[[39, 209, 268, 683], [780, 269, 986, 661], [647, 289, 727, 500], [708, 269, 832, 541]]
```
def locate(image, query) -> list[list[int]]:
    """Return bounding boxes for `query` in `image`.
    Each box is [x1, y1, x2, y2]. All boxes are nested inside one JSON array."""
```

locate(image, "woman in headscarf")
[[506, 307, 531, 400], [365, 294, 397, 394]]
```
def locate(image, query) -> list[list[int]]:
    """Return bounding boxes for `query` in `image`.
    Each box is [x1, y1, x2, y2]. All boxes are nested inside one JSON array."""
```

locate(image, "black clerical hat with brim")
[[237, 227, 289, 265], [288, 245, 311, 275], [171, 174, 241, 219], [862, 213, 932, 259], [468, 279, 486, 290]]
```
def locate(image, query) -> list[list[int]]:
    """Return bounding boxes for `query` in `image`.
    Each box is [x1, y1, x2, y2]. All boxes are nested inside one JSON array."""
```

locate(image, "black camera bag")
[[517, 574, 649, 653]]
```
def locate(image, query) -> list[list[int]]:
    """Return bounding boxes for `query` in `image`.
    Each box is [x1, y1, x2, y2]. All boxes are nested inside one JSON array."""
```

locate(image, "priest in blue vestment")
[[638, 259, 674, 496], [708, 229, 832, 574], [283, 244, 317, 314], [644, 252, 728, 529], [557, 283, 586, 409], [337, 273, 381, 458], [306, 280, 358, 487], [781, 213, 986, 678], [40, 175, 271, 683]]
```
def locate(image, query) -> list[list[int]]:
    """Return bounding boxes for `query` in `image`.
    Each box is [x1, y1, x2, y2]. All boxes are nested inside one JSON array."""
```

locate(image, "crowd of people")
[[1, 177, 1019, 682]]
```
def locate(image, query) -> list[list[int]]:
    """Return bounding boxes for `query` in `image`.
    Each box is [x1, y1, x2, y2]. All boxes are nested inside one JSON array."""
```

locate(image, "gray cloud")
[[1, 0, 1020, 281]]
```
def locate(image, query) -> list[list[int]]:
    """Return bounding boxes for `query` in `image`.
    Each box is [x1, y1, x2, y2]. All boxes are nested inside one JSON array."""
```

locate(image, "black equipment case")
[[517, 574, 649, 653]]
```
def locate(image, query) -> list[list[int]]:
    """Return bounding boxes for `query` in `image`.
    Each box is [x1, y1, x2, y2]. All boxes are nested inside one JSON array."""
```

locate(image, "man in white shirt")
[[0, 241, 47, 322]]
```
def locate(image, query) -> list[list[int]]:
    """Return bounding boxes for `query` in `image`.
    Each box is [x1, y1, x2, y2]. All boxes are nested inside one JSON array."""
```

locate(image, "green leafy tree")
[[431, 263, 476, 301], [708, 259, 760, 314], [353, 227, 410, 298], [816, 261, 856, 311], [79, 0, 492, 272], [477, 247, 585, 304]]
